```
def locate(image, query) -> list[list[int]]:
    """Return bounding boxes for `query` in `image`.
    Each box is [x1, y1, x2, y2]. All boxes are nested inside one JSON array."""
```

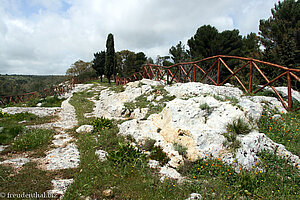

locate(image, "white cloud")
[[0, 0, 278, 75]]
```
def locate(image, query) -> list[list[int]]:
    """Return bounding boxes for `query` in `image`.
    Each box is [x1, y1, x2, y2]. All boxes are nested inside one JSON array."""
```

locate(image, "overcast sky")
[[0, 0, 278, 75]]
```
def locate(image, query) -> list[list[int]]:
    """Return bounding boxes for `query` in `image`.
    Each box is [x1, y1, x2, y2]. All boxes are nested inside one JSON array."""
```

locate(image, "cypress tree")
[[105, 33, 116, 84]]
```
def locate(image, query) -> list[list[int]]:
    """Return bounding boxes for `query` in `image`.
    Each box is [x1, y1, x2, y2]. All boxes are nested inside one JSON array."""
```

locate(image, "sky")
[[0, 0, 278, 75]]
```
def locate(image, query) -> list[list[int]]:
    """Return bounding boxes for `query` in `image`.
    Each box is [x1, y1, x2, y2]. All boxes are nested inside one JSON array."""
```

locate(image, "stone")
[[37, 102, 42, 107], [47, 179, 74, 197], [76, 125, 94, 133], [148, 159, 160, 168], [159, 166, 182, 182], [95, 149, 108, 162], [2, 107, 61, 117], [0, 157, 30, 168], [185, 193, 202, 200], [102, 189, 113, 197], [0, 145, 8, 153], [45, 143, 80, 170]]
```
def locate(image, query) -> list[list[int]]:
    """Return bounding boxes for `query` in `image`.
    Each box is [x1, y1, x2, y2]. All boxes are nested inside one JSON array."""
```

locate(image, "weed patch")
[[259, 109, 299, 156], [10, 129, 54, 152]]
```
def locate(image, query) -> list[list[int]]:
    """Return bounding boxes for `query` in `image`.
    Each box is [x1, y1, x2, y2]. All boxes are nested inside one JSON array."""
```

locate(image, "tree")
[[134, 52, 147, 72], [116, 50, 136, 77], [259, 0, 300, 68], [187, 25, 244, 60], [92, 51, 105, 82], [66, 60, 93, 77], [105, 33, 116, 84], [242, 33, 261, 59], [169, 41, 189, 63]]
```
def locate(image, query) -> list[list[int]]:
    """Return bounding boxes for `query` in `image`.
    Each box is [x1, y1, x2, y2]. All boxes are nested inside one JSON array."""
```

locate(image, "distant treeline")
[[0, 75, 67, 96]]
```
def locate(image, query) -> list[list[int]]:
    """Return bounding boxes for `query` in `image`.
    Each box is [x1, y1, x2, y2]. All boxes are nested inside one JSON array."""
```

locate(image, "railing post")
[[217, 57, 220, 85], [178, 66, 181, 83], [167, 69, 169, 84], [287, 71, 292, 111], [193, 65, 196, 82], [249, 61, 253, 93]]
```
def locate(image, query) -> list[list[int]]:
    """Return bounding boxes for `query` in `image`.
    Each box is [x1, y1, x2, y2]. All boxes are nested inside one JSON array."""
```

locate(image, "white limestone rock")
[[0, 157, 30, 168], [2, 107, 61, 117], [95, 149, 108, 162], [76, 125, 94, 133], [47, 179, 74, 197], [45, 143, 80, 170], [185, 193, 202, 200], [159, 166, 182, 182]]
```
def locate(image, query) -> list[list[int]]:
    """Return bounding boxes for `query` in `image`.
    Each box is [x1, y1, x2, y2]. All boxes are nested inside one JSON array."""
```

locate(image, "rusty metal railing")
[[115, 55, 300, 112]]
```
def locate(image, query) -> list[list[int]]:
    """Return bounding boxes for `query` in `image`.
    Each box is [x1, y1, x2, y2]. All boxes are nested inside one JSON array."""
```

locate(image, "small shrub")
[[227, 118, 251, 135], [200, 103, 210, 111], [110, 85, 125, 93], [0, 126, 24, 145], [142, 138, 156, 151], [149, 146, 170, 165], [41, 96, 65, 107], [107, 142, 146, 167], [91, 117, 113, 132], [10, 129, 53, 151], [173, 143, 188, 157]]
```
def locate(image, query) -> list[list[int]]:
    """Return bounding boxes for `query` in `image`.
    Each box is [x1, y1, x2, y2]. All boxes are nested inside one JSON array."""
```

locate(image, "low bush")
[[107, 142, 146, 168], [227, 118, 251, 135], [91, 117, 113, 132], [173, 143, 188, 157], [149, 146, 170, 165]]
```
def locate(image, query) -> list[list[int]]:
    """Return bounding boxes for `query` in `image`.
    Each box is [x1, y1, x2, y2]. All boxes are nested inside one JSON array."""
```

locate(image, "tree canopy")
[[92, 51, 105, 82], [259, 0, 300, 68]]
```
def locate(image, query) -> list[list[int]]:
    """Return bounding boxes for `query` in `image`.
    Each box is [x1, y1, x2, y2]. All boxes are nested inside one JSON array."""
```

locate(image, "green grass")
[[0, 112, 55, 145], [226, 118, 252, 135], [69, 90, 95, 125], [9, 129, 53, 152], [258, 108, 299, 156], [3, 96, 66, 108], [179, 151, 299, 199]]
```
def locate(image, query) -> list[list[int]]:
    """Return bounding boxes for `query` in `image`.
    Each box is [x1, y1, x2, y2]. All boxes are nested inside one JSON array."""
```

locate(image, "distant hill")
[[0, 75, 67, 96]]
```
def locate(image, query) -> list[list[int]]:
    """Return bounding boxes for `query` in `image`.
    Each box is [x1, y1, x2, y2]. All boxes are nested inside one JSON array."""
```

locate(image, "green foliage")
[[259, 0, 300, 68], [10, 129, 53, 151], [222, 132, 241, 152], [40, 96, 66, 107], [105, 33, 116, 84], [107, 142, 146, 168], [92, 51, 106, 82], [149, 146, 170, 165], [227, 118, 251, 135], [181, 150, 299, 198], [169, 41, 190, 63], [258, 109, 299, 156], [0, 75, 66, 97], [199, 103, 210, 111], [173, 143, 188, 157], [110, 85, 125, 93], [91, 117, 113, 132], [187, 25, 243, 60], [0, 126, 24, 145], [142, 138, 156, 151]]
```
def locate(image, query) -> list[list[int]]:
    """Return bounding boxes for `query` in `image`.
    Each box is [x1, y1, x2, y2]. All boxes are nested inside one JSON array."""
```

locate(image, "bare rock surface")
[[114, 79, 299, 172], [0, 157, 31, 168], [47, 179, 74, 198], [76, 125, 94, 133], [2, 107, 61, 117]]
